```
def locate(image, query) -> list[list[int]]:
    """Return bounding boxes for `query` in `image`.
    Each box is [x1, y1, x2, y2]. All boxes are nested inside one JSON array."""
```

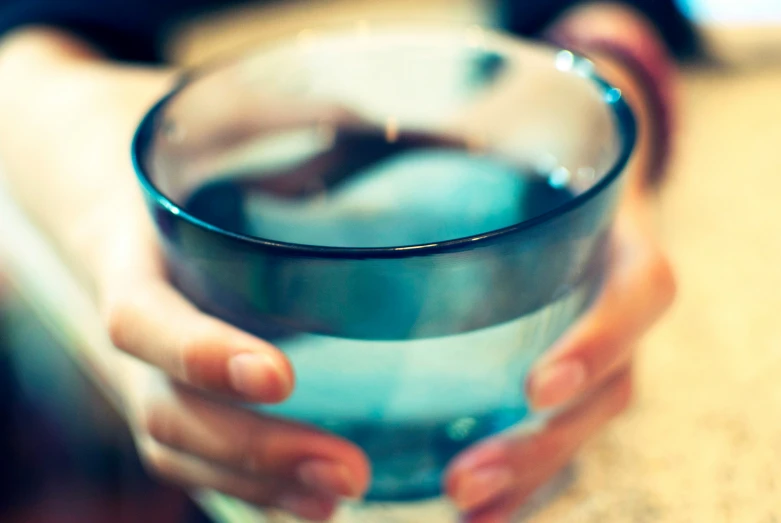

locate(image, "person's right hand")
[[104, 211, 370, 522], [0, 29, 370, 521]]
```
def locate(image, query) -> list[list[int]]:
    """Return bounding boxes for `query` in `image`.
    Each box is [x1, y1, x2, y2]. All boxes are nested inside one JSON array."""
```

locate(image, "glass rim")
[[132, 25, 637, 260]]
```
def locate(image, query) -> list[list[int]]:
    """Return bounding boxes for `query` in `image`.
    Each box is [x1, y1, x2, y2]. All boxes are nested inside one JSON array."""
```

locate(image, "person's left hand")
[[443, 186, 675, 522]]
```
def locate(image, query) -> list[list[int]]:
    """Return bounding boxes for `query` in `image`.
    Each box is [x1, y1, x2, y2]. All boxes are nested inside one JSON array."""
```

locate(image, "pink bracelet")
[[545, 12, 677, 185]]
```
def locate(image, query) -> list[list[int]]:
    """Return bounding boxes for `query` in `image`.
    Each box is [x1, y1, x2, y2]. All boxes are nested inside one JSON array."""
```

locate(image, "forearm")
[[0, 28, 173, 286]]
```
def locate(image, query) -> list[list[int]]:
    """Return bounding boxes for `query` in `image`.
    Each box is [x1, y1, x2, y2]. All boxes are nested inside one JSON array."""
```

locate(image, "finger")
[[526, 206, 674, 410], [137, 438, 338, 522], [103, 276, 294, 402], [134, 381, 369, 499], [446, 369, 633, 518]]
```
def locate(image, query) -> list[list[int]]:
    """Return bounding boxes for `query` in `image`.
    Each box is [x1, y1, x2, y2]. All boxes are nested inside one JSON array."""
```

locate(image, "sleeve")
[[0, 0, 217, 63]]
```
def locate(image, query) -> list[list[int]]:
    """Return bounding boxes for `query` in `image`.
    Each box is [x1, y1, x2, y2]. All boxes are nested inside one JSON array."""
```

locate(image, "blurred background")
[[2, 0, 781, 522]]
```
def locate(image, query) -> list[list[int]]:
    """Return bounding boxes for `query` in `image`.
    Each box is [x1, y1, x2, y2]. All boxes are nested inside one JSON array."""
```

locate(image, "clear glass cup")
[[132, 22, 635, 517]]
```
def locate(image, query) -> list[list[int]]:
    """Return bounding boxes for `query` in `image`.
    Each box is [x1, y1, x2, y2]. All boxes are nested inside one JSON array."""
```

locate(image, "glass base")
[[260, 463, 576, 523]]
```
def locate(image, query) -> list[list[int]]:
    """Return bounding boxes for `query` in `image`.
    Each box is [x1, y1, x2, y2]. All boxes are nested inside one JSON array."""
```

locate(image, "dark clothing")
[[0, 0, 698, 64]]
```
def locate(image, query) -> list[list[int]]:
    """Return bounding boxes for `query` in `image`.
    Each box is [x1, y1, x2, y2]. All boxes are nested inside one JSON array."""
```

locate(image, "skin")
[[0, 5, 674, 521]]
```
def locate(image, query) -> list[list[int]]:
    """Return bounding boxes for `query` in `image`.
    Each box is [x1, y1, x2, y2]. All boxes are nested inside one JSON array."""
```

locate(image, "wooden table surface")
[[2, 1, 781, 521]]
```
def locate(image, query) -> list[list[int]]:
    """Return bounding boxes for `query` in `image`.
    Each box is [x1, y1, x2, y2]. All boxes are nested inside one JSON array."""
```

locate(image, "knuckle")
[[140, 400, 179, 447], [104, 286, 155, 352], [178, 334, 215, 385], [177, 320, 234, 386], [238, 426, 260, 472], [649, 255, 677, 308], [524, 433, 560, 460], [242, 426, 279, 474], [139, 442, 178, 481], [573, 333, 622, 382], [104, 299, 137, 351], [240, 479, 282, 505], [611, 373, 634, 415]]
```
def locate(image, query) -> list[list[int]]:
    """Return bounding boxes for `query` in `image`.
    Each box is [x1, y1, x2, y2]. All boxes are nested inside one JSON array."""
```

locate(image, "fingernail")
[[452, 466, 514, 512], [297, 460, 361, 498], [278, 493, 335, 521], [228, 353, 290, 400], [529, 359, 587, 410]]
